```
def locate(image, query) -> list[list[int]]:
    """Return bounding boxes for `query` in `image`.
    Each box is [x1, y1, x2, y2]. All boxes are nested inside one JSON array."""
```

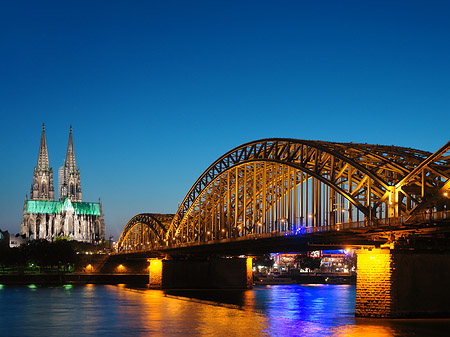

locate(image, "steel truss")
[[117, 213, 172, 252], [118, 138, 450, 251], [167, 138, 450, 245]]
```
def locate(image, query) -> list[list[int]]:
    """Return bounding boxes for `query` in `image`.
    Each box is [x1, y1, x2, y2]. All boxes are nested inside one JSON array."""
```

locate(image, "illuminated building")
[[20, 124, 105, 243]]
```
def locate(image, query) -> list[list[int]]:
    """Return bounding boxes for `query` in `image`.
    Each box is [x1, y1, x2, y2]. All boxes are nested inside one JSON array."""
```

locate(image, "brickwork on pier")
[[356, 248, 450, 318], [355, 248, 393, 317]]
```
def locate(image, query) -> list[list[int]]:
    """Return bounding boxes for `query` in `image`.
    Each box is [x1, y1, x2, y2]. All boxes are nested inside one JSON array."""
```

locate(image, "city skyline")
[[1, 1, 449, 238]]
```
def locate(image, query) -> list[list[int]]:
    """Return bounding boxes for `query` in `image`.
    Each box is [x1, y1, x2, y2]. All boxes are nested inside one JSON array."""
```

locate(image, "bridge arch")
[[166, 138, 442, 244], [117, 213, 172, 252]]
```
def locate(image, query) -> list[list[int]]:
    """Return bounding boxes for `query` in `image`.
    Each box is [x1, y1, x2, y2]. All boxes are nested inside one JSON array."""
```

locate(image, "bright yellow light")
[[246, 257, 253, 288], [116, 264, 126, 272], [149, 259, 163, 288], [444, 192, 448, 197]]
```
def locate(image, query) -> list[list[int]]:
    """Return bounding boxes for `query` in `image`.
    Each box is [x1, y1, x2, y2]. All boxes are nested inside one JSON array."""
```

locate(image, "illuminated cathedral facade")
[[21, 124, 106, 243]]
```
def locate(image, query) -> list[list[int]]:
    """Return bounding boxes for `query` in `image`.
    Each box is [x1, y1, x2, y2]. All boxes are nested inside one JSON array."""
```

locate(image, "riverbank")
[[0, 272, 356, 286], [254, 273, 356, 285], [0, 273, 149, 285]]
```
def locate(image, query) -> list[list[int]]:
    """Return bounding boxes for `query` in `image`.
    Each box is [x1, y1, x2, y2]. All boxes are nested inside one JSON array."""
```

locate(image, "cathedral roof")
[[26, 199, 101, 216]]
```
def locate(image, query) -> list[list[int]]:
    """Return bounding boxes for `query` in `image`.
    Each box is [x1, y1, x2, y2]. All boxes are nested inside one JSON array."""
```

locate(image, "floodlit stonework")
[[21, 124, 105, 243]]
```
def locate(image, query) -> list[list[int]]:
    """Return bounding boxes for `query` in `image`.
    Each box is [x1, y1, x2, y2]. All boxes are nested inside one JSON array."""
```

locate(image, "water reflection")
[[0, 284, 450, 336], [330, 324, 396, 337]]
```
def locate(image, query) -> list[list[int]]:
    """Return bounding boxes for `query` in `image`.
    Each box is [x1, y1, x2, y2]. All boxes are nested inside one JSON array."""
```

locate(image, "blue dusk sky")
[[1, 1, 449, 239]]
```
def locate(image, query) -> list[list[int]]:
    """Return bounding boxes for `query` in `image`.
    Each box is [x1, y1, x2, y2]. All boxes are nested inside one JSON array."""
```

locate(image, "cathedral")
[[21, 124, 106, 243]]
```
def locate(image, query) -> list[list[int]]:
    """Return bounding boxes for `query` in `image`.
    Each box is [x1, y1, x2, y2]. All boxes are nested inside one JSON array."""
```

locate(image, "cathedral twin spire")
[[30, 124, 81, 202], [37, 123, 50, 171], [64, 126, 77, 173], [59, 125, 82, 202], [30, 123, 54, 200]]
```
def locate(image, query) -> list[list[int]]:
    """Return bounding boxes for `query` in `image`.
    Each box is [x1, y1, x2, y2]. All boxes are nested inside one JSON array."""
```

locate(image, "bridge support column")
[[246, 257, 253, 289], [356, 248, 450, 318], [149, 257, 252, 289], [148, 258, 163, 288]]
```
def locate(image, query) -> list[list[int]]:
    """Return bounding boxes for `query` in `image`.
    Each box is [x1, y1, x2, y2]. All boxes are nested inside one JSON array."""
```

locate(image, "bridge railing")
[[167, 210, 450, 248], [118, 210, 450, 253], [406, 210, 450, 224]]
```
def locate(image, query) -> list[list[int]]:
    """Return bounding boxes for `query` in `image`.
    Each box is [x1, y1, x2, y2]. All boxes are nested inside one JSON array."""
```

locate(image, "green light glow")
[[26, 199, 101, 215], [28, 284, 37, 289], [0, 284, 4, 290], [63, 284, 73, 290]]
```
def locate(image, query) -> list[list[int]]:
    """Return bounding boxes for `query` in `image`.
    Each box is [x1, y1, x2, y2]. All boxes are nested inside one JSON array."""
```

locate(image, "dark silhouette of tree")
[[253, 254, 274, 268], [295, 254, 321, 271]]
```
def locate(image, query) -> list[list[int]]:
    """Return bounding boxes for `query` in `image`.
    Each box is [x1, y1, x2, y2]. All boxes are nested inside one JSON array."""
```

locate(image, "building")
[[10, 233, 27, 248], [0, 229, 10, 248], [21, 124, 105, 243]]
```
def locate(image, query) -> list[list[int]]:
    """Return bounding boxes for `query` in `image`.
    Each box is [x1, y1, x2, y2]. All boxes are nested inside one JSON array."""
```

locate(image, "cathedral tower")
[[59, 126, 82, 202], [22, 124, 105, 242], [30, 123, 55, 200]]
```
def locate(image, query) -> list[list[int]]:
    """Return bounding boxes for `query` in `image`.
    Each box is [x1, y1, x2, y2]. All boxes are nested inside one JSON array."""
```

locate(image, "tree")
[[295, 254, 321, 271]]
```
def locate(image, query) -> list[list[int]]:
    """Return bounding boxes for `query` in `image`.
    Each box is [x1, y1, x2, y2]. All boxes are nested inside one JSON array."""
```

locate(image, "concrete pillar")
[[356, 248, 450, 318]]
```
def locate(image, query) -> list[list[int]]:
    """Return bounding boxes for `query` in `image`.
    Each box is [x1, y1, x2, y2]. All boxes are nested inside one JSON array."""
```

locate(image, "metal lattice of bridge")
[[118, 138, 450, 253]]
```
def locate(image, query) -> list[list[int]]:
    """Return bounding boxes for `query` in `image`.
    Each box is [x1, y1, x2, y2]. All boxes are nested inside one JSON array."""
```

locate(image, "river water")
[[0, 284, 449, 336]]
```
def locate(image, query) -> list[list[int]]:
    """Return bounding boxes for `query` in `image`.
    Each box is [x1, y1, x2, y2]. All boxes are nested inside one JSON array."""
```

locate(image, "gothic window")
[[95, 220, 100, 235], [70, 184, 74, 195], [62, 185, 67, 197], [41, 182, 47, 195], [36, 219, 40, 239]]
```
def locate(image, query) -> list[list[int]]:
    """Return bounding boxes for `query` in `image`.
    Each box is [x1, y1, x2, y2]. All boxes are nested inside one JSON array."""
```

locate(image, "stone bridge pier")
[[356, 248, 450, 318], [148, 256, 253, 289]]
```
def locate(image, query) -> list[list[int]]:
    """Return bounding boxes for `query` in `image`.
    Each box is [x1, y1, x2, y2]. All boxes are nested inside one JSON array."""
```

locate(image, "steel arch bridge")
[[118, 138, 450, 252], [118, 213, 173, 252]]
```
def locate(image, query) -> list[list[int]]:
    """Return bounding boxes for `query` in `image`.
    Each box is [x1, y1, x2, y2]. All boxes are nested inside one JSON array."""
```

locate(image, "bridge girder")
[[117, 213, 173, 252], [119, 138, 450, 252], [165, 138, 450, 246]]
